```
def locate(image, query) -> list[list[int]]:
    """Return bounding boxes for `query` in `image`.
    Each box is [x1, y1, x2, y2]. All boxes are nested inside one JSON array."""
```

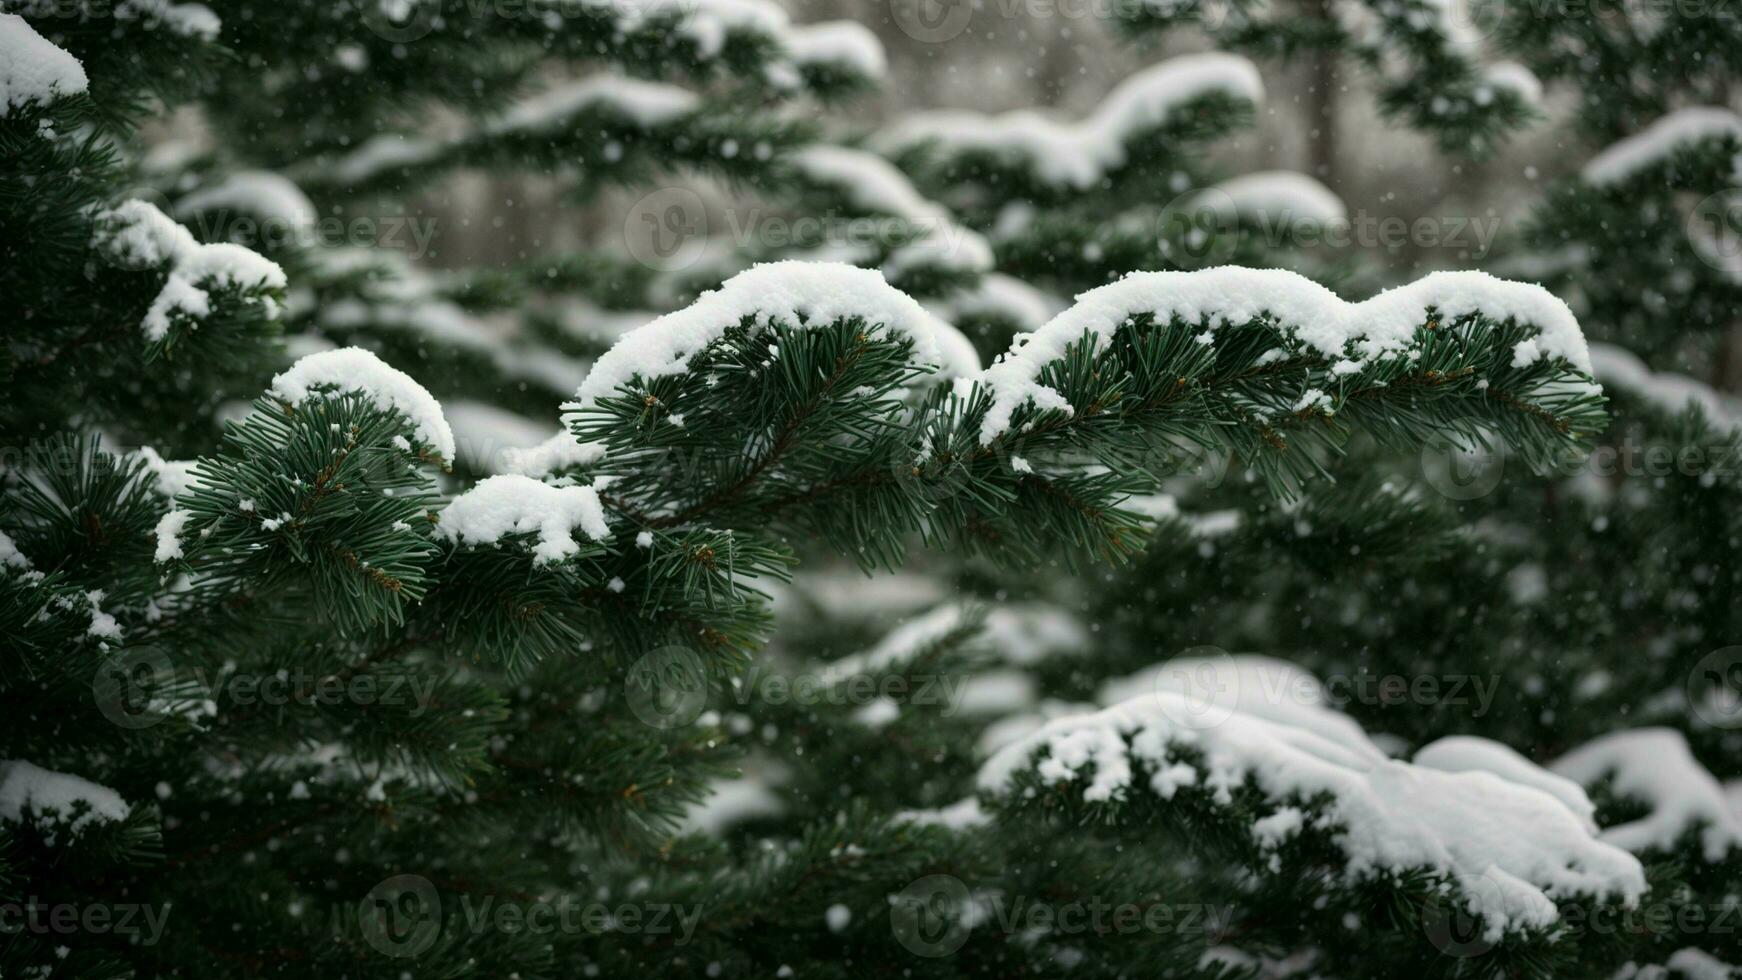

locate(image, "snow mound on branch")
[[792, 145, 993, 280], [974, 266, 1591, 446], [0, 760, 130, 840], [1415, 735, 1598, 834], [438, 474, 608, 564], [490, 75, 699, 133], [878, 53, 1262, 189], [1193, 171, 1348, 227], [177, 171, 318, 234], [979, 691, 1646, 939], [1588, 342, 1742, 430], [785, 20, 885, 79], [1583, 107, 1742, 186], [0, 14, 88, 115], [1098, 654, 1387, 764], [92, 199, 286, 342], [133, 446, 198, 498], [1483, 62, 1542, 106], [0, 530, 31, 571], [1552, 728, 1742, 861], [270, 347, 454, 460], [567, 261, 964, 411], [503, 431, 608, 480]]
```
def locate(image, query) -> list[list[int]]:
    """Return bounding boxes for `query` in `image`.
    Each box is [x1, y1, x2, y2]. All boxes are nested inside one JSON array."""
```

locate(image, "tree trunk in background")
[[1304, 0, 1339, 191]]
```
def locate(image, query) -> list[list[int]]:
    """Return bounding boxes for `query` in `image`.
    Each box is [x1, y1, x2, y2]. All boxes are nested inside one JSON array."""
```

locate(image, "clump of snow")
[[1483, 62, 1542, 105], [973, 266, 1590, 445], [269, 347, 454, 460], [324, 134, 442, 185], [896, 797, 991, 829], [1552, 728, 1742, 861], [178, 171, 318, 234], [489, 75, 699, 134], [438, 474, 609, 564], [0, 14, 88, 116], [0, 529, 33, 571], [792, 145, 993, 281], [1589, 342, 1742, 430], [1583, 107, 1742, 186], [878, 53, 1263, 189], [503, 431, 609, 479], [1415, 735, 1598, 834], [0, 760, 131, 840], [133, 446, 199, 498], [153, 509, 193, 563], [818, 603, 970, 684], [785, 20, 885, 79], [566, 262, 962, 412], [1098, 654, 1386, 764], [92, 200, 286, 341], [979, 691, 1647, 940], [1192, 171, 1348, 227], [680, 774, 785, 836]]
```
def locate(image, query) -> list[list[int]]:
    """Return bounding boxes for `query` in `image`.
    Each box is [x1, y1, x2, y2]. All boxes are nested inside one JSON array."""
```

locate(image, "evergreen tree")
[[3, 3, 1739, 980]]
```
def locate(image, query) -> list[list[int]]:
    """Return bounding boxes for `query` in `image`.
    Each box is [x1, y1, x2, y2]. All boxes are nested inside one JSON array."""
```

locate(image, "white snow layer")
[[1552, 728, 1742, 861], [178, 171, 318, 233], [0, 530, 30, 571], [1194, 171, 1348, 226], [1589, 342, 1742, 429], [1414, 735, 1599, 834], [489, 74, 699, 133], [566, 261, 969, 412], [446, 401, 558, 474], [438, 474, 609, 563], [1582, 107, 1742, 186], [269, 347, 455, 460], [92, 199, 286, 341], [791, 145, 993, 278], [973, 266, 1591, 446], [784, 20, 885, 79], [503, 431, 608, 479], [979, 691, 1646, 940], [0, 760, 131, 838], [0, 14, 88, 115], [926, 273, 1066, 332], [878, 53, 1263, 189]]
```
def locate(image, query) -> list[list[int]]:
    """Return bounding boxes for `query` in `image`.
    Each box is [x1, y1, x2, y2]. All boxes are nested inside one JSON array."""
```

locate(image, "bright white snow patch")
[[926, 273, 1065, 332], [1415, 735, 1598, 834], [1589, 342, 1742, 430], [973, 266, 1590, 445], [1552, 728, 1742, 861], [1582, 108, 1742, 186], [490, 75, 699, 134], [785, 20, 885, 79], [792, 144, 993, 280], [980, 691, 1646, 940], [878, 53, 1263, 189], [566, 261, 961, 412], [0, 530, 30, 571], [133, 446, 199, 498], [92, 199, 286, 341], [0, 760, 130, 839], [0, 14, 88, 116], [270, 347, 455, 460], [446, 401, 558, 475], [503, 431, 609, 479], [1193, 171, 1348, 228], [178, 171, 318, 235], [438, 474, 609, 563], [153, 509, 193, 563]]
